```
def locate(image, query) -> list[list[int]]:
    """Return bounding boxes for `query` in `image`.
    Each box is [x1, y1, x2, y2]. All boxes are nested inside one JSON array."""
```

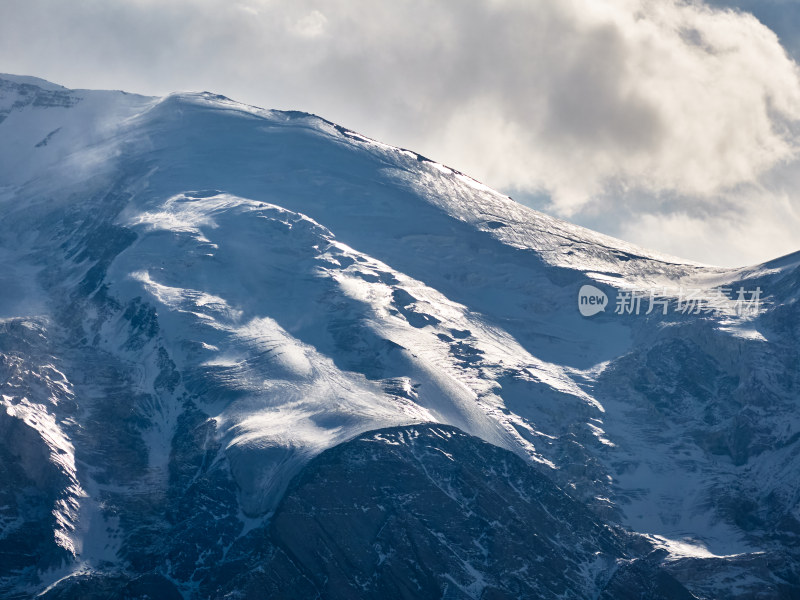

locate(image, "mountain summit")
[[1, 75, 798, 599]]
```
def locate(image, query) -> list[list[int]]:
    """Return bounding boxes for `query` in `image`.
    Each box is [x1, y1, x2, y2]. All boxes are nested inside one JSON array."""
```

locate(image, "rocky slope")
[[0, 74, 798, 598]]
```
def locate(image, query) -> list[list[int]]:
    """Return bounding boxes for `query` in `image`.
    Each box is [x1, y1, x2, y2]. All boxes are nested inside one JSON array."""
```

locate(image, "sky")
[[2, 0, 800, 267]]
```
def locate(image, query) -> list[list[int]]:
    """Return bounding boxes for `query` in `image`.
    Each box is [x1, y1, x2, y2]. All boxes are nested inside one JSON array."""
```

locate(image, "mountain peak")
[[1, 75, 798, 599]]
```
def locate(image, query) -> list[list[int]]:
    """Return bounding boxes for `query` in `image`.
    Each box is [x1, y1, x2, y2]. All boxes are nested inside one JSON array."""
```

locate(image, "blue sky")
[[709, 0, 800, 58], [2, 0, 799, 266]]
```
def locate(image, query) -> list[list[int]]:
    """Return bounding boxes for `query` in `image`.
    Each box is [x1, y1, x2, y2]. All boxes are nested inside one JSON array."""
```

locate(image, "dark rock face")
[[209, 425, 692, 600], [0, 321, 77, 593], [598, 554, 698, 600], [28, 424, 697, 600], [38, 573, 182, 600], [267, 425, 619, 599]]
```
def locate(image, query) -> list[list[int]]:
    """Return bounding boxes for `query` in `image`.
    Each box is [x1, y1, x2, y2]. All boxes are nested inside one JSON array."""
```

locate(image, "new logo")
[[578, 285, 608, 317]]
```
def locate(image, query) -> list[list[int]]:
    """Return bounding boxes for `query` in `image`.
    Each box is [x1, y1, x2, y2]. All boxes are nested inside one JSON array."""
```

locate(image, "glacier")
[[0, 73, 798, 598]]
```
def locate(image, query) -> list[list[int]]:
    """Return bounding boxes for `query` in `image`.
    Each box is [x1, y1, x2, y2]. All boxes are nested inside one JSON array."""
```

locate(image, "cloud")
[[1, 0, 799, 266], [615, 192, 800, 267], [291, 10, 328, 38], [706, 0, 800, 59]]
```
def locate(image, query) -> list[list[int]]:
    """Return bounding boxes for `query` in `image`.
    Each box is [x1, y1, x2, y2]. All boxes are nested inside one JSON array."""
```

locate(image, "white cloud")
[[291, 10, 327, 38], [617, 197, 800, 267], [1, 0, 799, 266]]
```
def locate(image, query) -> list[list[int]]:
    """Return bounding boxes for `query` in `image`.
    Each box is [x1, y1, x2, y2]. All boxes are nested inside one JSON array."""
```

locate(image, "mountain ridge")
[[0, 74, 798, 599]]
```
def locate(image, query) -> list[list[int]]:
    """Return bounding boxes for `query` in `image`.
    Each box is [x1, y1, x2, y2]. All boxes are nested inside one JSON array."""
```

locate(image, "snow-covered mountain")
[[1, 74, 798, 599]]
